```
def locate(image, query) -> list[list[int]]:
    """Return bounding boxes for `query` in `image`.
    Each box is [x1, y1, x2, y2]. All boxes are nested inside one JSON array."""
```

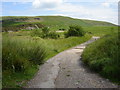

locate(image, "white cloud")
[[102, 2, 110, 7], [106, 0, 119, 2], [32, 0, 63, 9], [32, 0, 40, 8], [53, 3, 118, 24]]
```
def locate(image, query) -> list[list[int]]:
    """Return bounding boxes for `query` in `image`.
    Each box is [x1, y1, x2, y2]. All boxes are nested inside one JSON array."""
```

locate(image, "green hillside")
[[1, 16, 116, 32]]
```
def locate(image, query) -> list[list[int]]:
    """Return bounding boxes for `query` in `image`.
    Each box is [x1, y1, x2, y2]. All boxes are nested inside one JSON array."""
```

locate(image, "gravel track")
[[25, 37, 118, 88]]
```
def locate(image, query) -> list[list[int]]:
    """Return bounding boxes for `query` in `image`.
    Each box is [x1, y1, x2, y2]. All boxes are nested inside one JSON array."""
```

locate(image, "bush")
[[82, 33, 120, 83], [65, 25, 85, 37], [31, 27, 60, 39], [42, 27, 50, 34], [41, 27, 59, 39]]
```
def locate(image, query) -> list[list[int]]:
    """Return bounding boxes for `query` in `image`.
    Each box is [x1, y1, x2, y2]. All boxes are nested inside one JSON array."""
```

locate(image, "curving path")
[[25, 36, 118, 88]]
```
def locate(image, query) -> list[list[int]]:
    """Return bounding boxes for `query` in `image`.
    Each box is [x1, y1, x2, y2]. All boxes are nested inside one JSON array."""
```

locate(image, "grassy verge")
[[2, 35, 46, 88], [82, 32, 120, 84], [3, 65, 38, 88]]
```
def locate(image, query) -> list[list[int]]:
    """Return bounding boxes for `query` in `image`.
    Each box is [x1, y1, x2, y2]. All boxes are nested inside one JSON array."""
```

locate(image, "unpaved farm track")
[[25, 37, 118, 88]]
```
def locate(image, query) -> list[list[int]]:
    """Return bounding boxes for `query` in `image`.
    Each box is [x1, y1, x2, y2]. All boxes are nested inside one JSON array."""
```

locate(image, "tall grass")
[[2, 35, 46, 72], [82, 32, 119, 83], [2, 35, 46, 87]]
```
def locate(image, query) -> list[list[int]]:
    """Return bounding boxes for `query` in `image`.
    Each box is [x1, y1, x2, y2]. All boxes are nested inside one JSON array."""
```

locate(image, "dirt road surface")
[[25, 36, 118, 88]]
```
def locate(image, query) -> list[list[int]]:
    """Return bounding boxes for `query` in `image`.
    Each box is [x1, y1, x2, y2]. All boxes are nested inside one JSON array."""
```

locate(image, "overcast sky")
[[1, 0, 119, 24]]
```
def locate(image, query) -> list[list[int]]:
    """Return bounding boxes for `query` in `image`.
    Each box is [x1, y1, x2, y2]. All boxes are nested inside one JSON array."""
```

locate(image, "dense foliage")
[[65, 25, 85, 37], [82, 33, 119, 83]]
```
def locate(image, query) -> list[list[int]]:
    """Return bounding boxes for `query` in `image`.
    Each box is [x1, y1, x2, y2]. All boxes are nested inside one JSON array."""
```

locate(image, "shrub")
[[47, 32, 60, 39], [42, 27, 49, 34], [41, 32, 59, 39], [31, 27, 60, 39], [65, 25, 85, 37], [62, 29, 65, 31], [41, 27, 59, 39]]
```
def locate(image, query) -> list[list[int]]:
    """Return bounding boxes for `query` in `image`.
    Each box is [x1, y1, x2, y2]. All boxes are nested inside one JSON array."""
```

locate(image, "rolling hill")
[[1, 16, 116, 32]]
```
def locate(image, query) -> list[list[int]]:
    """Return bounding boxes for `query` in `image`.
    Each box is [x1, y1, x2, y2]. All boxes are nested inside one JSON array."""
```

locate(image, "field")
[[2, 16, 119, 88]]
